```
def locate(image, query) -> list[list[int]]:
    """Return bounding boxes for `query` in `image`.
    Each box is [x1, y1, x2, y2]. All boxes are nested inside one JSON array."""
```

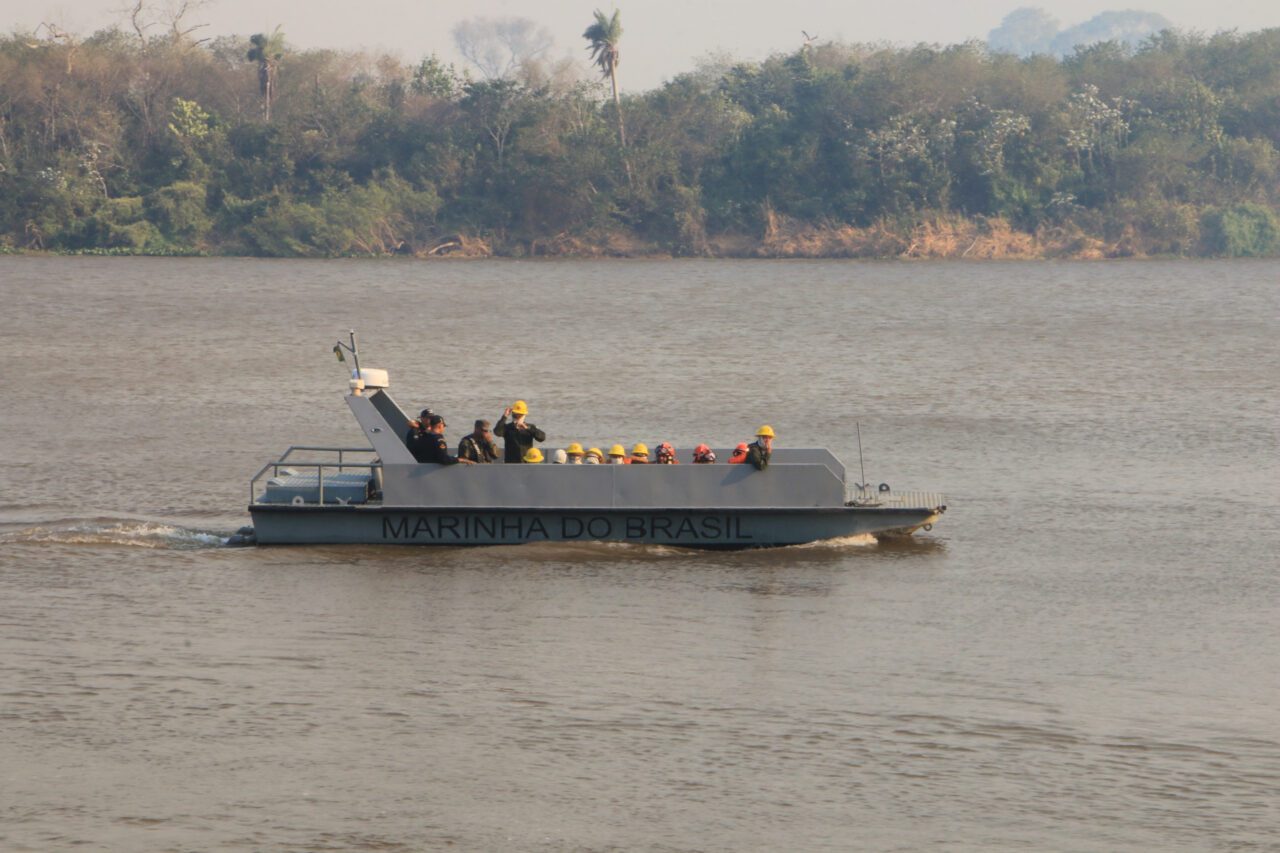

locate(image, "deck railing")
[[249, 446, 380, 505]]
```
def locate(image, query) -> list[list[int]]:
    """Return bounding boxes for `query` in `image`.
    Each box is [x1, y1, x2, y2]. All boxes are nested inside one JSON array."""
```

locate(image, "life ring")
[[878, 483, 891, 493], [291, 495, 306, 506]]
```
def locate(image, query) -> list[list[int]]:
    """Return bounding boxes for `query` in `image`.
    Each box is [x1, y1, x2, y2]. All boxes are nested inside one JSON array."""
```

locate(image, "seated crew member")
[[565, 442, 586, 464], [523, 447, 545, 464], [747, 425, 774, 470], [655, 442, 679, 464], [414, 415, 475, 465], [458, 419, 499, 463], [584, 447, 604, 465], [627, 442, 650, 464], [692, 444, 716, 464], [607, 444, 628, 465], [727, 442, 749, 465], [494, 400, 546, 463]]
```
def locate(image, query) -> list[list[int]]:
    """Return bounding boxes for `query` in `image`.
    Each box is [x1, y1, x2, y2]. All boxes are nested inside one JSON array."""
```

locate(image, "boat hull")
[[248, 504, 942, 547]]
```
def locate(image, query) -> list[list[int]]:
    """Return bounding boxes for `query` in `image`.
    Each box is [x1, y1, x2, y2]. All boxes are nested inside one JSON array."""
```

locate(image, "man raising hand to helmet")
[[494, 400, 547, 463]]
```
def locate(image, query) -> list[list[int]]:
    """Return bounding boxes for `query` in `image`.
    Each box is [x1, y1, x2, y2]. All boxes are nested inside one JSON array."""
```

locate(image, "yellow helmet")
[[566, 442, 585, 455], [523, 447, 544, 463], [631, 442, 649, 457], [756, 425, 776, 438], [511, 400, 529, 416], [586, 447, 604, 460], [608, 444, 626, 457]]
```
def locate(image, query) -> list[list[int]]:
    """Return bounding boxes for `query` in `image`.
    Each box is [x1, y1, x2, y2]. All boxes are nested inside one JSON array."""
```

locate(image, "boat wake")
[[535, 534, 883, 557], [792, 533, 880, 549], [0, 518, 229, 550]]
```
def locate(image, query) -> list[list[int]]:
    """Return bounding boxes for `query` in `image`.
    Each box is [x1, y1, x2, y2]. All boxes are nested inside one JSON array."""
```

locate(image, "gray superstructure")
[[245, 356, 946, 547]]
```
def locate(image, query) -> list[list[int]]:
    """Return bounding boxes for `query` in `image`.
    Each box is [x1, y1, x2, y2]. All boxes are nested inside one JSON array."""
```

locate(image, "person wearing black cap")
[[458, 419, 499, 463], [405, 408, 436, 460], [411, 415, 474, 465]]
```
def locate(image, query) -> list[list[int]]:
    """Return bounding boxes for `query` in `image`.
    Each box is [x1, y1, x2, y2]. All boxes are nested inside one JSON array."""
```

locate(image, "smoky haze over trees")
[[452, 17, 554, 81], [1, 20, 1279, 258], [988, 7, 1173, 57]]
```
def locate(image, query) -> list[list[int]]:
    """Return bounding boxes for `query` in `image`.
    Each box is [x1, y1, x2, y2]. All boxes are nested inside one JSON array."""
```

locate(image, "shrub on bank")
[[1200, 204, 1280, 257]]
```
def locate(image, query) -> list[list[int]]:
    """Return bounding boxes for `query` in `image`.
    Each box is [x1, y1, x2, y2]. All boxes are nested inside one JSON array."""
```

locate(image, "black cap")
[[475, 419, 491, 429], [419, 408, 434, 420]]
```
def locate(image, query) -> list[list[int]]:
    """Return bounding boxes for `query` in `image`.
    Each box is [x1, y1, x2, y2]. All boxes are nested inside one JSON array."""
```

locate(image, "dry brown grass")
[[743, 214, 1120, 259], [414, 216, 1155, 260]]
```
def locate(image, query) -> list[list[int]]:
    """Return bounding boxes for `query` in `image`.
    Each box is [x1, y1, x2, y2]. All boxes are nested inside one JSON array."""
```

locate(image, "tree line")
[[1, 21, 1278, 257]]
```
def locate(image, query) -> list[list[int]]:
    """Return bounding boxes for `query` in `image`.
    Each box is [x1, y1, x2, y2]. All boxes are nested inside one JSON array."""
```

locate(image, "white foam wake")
[[0, 519, 228, 550], [790, 533, 880, 549]]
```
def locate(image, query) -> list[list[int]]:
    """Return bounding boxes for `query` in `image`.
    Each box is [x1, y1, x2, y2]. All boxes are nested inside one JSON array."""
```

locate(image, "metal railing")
[[249, 446, 380, 505]]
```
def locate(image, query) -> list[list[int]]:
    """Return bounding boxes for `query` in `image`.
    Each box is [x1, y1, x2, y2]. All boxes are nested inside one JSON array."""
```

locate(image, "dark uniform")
[[406, 424, 435, 462], [408, 417, 464, 465], [413, 430, 463, 465], [494, 416, 546, 463], [405, 408, 436, 461], [458, 433, 499, 464], [746, 440, 771, 471]]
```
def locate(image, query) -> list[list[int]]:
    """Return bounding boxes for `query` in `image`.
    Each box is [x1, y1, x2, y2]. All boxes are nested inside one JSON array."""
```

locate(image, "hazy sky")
[[6, 0, 1278, 90]]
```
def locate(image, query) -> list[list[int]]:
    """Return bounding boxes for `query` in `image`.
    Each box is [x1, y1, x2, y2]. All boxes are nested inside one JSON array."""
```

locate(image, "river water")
[[1, 257, 1277, 851]]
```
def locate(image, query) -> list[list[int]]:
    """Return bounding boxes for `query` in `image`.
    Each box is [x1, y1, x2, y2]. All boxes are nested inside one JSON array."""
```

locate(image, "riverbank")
[[5, 215, 1254, 261]]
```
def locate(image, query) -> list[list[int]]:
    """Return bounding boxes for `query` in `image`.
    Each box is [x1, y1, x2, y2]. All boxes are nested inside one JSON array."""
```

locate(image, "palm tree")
[[246, 27, 285, 122], [583, 9, 626, 148]]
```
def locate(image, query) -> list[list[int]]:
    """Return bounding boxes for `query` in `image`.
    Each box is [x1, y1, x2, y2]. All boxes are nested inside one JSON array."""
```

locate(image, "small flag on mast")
[[333, 344, 345, 362]]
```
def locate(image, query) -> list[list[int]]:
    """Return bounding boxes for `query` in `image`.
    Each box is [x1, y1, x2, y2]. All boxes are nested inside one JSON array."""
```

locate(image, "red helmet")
[[733, 442, 749, 453], [693, 443, 716, 463]]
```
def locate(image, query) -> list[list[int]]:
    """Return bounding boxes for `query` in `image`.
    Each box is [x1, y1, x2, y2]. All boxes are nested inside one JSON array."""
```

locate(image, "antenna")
[[333, 330, 361, 376], [333, 330, 364, 395], [856, 421, 867, 491]]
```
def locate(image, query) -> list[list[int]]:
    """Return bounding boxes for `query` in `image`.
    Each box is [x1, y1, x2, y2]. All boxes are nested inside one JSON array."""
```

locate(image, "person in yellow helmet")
[[565, 442, 585, 464], [523, 447, 544, 464], [747, 425, 774, 470], [627, 442, 650, 464], [584, 447, 604, 464], [607, 444, 627, 465], [495, 399, 546, 463]]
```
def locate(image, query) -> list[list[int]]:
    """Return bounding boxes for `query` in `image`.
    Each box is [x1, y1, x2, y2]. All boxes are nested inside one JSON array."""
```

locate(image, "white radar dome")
[[352, 368, 390, 389]]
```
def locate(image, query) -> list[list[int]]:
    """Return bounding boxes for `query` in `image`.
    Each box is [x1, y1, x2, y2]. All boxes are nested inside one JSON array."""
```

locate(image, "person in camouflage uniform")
[[458, 419, 499, 463]]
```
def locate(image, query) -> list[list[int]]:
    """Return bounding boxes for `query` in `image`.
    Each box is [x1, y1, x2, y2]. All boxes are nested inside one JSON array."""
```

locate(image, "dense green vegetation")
[[2, 25, 1279, 257]]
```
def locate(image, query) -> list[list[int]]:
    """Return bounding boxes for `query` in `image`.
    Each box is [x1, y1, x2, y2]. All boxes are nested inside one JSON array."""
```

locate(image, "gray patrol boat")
[[244, 334, 946, 547]]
